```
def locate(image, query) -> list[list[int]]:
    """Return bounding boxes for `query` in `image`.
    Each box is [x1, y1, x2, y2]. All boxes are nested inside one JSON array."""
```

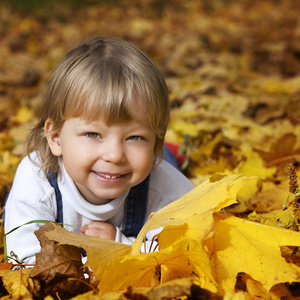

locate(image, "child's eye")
[[128, 136, 142, 141], [86, 132, 100, 139]]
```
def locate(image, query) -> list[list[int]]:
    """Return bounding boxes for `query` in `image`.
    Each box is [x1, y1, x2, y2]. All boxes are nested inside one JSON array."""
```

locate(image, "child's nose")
[[101, 141, 125, 164]]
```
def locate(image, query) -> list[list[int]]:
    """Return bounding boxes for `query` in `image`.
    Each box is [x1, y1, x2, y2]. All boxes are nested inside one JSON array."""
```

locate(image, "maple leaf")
[[133, 174, 249, 254], [207, 213, 300, 294], [30, 222, 91, 299], [97, 232, 216, 294]]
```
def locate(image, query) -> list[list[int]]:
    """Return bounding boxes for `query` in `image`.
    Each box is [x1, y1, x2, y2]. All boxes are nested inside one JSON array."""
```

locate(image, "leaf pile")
[[1, 175, 300, 298], [1, 0, 300, 298]]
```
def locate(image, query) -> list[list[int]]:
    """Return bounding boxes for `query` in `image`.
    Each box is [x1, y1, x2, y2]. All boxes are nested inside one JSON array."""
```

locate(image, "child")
[[4, 36, 194, 264]]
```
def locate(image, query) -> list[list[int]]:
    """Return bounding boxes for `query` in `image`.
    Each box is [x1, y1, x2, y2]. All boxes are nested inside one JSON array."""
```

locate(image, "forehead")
[[71, 96, 148, 125], [66, 117, 154, 133]]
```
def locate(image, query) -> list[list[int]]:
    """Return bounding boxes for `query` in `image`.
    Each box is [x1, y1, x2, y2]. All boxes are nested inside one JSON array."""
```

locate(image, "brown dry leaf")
[[44, 222, 132, 281], [30, 222, 91, 299]]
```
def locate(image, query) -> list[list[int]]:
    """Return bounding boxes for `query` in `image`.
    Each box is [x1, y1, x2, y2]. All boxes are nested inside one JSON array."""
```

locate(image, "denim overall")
[[3, 145, 178, 237]]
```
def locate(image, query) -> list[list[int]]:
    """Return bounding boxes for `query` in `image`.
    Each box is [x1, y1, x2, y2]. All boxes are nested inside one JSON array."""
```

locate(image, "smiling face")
[[45, 116, 156, 205]]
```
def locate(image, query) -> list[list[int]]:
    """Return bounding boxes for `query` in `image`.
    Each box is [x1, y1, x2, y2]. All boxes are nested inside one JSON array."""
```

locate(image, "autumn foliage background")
[[1, 0, 300, 299]]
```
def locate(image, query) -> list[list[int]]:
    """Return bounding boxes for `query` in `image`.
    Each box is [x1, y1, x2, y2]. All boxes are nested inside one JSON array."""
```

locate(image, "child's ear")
[[44, 119, 62, 156]]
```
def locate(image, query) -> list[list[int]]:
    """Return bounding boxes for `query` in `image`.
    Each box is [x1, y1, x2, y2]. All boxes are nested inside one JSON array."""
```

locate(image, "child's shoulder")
[[14, 152, 46, 183], [150, 160, 194, 193], [145, 160, 194, 212], [6, 152, 53, 204], [17, 152, 39, 171]]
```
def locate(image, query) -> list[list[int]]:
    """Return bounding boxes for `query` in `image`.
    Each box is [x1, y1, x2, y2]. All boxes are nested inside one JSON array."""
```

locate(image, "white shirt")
[[4, 152, 194, 264]]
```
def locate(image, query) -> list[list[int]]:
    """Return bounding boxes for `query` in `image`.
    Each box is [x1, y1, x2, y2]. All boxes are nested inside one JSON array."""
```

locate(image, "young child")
[[4, 36, 194, 265]]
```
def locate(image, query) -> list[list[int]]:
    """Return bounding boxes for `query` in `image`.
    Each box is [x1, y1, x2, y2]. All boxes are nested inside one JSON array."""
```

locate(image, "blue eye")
[[87, 132, 100, 139]]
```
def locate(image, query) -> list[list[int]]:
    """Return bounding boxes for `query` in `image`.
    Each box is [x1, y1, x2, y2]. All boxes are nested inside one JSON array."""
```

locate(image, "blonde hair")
[[26, 36, 170, 174]]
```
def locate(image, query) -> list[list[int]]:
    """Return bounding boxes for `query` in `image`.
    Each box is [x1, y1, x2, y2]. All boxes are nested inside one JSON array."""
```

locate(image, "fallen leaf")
[[45, 223, 132, 282], [0, 268, 40, 299], [208, 213, 300, 294], [133, 174, 249, 255], [98, 232, 216, 294], [30, 222, 90, 299]]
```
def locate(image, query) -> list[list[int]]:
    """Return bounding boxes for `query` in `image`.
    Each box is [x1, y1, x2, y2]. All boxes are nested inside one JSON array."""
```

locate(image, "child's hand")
[[79, 221, 116, 241]]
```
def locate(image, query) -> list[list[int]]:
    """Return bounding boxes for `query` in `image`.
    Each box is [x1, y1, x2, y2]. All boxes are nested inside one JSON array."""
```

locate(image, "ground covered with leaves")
[[1, 0, 300, 299]]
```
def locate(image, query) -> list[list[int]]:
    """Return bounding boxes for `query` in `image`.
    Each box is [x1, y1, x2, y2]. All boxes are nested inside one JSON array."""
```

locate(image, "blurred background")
[[1, 0, 300, 214]]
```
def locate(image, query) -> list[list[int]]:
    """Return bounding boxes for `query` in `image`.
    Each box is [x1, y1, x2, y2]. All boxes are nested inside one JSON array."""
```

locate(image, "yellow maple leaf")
[[97, 229, 216, 293], [208, 213, 300, 294], [133, 174, 248, 255]]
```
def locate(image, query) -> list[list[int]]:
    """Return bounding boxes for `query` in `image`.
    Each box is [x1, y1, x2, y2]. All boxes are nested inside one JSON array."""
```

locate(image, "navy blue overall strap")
[[122, 175, 150, 237], [46, 172, 63, 224]]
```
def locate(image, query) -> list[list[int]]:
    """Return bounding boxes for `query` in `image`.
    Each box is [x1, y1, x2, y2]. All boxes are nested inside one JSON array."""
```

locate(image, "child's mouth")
[[93, 171, 127, 182], [98, 173, 121, 179]]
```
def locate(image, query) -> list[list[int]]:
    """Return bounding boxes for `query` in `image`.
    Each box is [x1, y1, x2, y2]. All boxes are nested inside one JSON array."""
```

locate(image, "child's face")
[[46, 116, 156, 205]]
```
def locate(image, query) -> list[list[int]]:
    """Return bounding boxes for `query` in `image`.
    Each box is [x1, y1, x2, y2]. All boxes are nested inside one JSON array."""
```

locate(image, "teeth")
[[99, 173, 120, 179]]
